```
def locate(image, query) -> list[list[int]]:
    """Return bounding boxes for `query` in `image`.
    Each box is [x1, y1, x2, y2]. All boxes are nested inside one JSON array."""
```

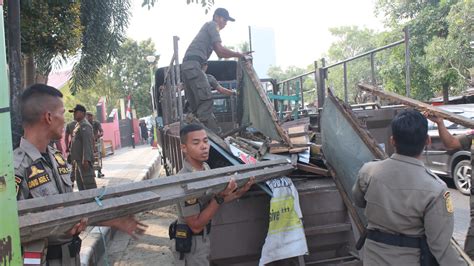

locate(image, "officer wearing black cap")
[[68, 104, 96, 190], [182, 7, 249, 133]]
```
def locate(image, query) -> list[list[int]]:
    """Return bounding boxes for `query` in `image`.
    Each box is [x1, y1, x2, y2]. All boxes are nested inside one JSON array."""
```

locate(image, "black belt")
[[183, 55, 206, 64], [193, 223, 212, 236], [367, 229, 421, 248], [46, 236, 82, 260]]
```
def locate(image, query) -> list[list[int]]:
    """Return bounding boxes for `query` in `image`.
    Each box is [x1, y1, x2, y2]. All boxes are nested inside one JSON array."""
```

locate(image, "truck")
[[152, 47, 361, 265]]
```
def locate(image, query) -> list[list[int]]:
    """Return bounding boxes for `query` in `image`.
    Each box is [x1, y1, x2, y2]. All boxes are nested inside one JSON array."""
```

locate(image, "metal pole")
[[248, 26, 252, 53], [149, 65, 159, 148], [0, 0, 22, 263], [370, 53, 376, 85], [8, 0, 22, 149], [299, 76, 304, 109], [404, 27, 411, 97], [321, 58, 326, 104], [343, 62, 348, 104], [173, 36, 183, 123]]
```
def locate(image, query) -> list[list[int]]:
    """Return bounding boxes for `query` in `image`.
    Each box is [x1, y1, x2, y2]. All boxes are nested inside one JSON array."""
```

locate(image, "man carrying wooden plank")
[[352, 110, 466, 265], [14, 84, 147, 265], [170, 124, 254, 265], [426, 112, 474, 260]]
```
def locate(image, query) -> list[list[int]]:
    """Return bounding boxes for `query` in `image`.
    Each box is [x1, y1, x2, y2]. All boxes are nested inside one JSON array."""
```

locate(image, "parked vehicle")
[[421, 104, 474, 195]]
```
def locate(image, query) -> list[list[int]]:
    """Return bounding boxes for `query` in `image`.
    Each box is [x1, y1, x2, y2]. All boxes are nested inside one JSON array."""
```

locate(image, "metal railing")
[[160, 36, 183, 126], [278, 28, 411, 109]]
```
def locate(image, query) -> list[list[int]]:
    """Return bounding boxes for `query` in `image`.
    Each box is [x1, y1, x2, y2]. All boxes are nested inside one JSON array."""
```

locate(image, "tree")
[[375, 0, 472, 101], [142, 0, 214, 13], [66, 38, 157, 119], [325, 26, 379, 102]]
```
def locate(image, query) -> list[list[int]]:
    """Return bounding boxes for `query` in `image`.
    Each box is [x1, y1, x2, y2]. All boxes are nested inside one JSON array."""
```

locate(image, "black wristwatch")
[[214, 195, 224, 205]]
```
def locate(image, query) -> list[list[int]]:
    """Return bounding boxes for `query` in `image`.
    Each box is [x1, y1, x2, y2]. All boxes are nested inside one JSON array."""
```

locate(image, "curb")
[[80, 150, 161, 266]]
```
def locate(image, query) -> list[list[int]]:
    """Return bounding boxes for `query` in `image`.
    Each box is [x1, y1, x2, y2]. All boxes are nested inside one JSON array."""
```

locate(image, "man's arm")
[[213, 42, 246, 59], [424, 190, 466, 265], [352, 165, 371, 208], [81, 124, 94, 168], [184, 178, 254, 233], [425, 113, 462, 150]]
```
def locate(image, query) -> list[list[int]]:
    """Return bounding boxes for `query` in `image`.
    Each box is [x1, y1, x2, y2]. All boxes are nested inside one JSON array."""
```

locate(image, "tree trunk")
[[23, 55, 36, 87], [7, 0, 22, 149], [442, 83, 449, 105]]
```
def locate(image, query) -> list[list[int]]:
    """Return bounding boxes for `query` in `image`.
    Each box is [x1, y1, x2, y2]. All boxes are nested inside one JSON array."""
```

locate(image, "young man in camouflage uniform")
[[172, 124, 254, 265], [181, 8, 249, 133], [353, 110, 465, 265], [14, 84, 147, 265]]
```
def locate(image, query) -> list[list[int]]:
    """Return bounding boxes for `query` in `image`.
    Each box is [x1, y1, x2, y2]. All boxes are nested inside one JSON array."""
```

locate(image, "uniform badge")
[[54, 152, 70, 175], [28, 165, 45, 178], [444, 191, 454, 213], [15, 176, 22, 195], [26, 163, 51, 190], [54, 153, 66, 165], [185, 198, 198, 206]]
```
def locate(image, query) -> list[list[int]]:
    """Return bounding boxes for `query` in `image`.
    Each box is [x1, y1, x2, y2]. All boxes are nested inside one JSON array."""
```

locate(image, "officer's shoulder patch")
[[443, 191, 454, 213], [185, 198, 198, 206]]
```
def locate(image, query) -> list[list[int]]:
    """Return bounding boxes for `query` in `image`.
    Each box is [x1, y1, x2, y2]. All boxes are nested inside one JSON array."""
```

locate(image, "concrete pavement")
[[78, 144, 161, 266]]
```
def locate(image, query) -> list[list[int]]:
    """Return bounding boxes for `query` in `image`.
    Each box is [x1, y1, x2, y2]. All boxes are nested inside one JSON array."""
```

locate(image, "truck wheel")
[[453, 160, 471, 195]]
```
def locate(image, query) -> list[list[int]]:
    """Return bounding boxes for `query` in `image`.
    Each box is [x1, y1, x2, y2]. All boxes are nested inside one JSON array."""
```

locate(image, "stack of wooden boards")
[[18, 159, 294, 243]]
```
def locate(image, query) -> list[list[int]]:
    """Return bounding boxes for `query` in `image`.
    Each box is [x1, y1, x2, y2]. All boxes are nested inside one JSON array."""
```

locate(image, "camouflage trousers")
[[181, 60, 219, 133]]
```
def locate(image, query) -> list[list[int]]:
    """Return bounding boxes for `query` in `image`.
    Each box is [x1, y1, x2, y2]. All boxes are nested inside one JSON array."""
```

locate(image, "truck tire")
[[453, 160, 471, 195]]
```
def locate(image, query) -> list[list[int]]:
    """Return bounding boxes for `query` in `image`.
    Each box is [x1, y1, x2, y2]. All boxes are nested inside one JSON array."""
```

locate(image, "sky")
[[126, 0, 386, 70]]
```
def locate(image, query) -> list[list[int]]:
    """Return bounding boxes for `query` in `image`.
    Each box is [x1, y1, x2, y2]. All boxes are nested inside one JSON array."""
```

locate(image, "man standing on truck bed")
[[426, 112, 474, 260], [181, 8, 249, 134], [352, 110, 465, 265], [170, 124, 254, 265]]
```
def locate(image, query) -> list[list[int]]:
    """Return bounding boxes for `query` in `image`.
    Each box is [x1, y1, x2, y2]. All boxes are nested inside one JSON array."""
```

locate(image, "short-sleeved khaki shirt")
[[184, 21, 222, 62], [176, 160, 212, 224], [14, 137, 74, 245], [352, 153, 466, 265]]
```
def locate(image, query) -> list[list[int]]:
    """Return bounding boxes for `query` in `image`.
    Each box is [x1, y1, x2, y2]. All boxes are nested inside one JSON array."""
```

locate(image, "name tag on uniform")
[[27, 163, 51, 190]]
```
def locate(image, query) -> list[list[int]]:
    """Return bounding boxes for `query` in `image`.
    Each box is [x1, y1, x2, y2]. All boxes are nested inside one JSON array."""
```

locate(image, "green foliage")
[[70, 0, 131, 93], [67, 38, 157, 119], [142, 0, 214, 13], [20, 1, 82, 76]]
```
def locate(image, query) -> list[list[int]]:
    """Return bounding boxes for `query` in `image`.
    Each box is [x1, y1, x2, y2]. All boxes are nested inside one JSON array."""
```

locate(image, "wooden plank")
[[18, 159, 290, 214], [297, 163, 330, 176], [358, 83, 474, 129], [19, 162, 294, 243]]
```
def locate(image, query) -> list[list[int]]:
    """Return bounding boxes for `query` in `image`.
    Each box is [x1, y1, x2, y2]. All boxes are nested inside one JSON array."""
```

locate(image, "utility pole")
[[0, 0, 22, 264], [7, 0, 22, 149]]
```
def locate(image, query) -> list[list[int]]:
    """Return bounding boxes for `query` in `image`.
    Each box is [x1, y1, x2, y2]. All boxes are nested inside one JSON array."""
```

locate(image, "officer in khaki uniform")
[[15, 84, 147, 265], [182, 8, 248, 133], [69, 104, 96, 190], [171, 124, 254, 265], [426, 112, 474, 260], [353, 110, 466, 265], [202, 62, 235, 97]]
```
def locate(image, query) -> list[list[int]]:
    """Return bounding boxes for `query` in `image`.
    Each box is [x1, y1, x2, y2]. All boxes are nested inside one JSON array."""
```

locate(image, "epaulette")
[[13, 148, 27, 169]]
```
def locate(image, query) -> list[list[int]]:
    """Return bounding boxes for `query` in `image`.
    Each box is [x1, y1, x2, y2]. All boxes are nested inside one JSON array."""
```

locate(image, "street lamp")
[[146, 54, 160, 148]]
